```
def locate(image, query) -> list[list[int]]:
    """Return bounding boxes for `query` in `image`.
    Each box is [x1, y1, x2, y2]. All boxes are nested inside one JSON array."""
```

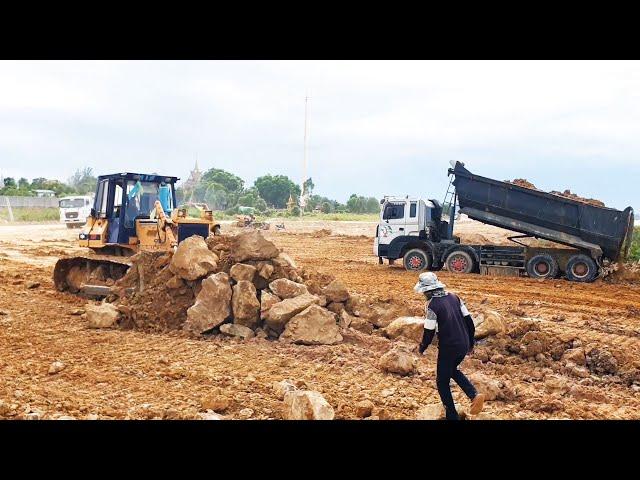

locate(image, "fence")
[[0, 196, 60, 208], [0, 196, 60, 222]]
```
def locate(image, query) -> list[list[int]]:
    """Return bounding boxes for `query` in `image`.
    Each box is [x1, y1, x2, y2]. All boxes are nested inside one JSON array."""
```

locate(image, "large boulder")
[[86, 303, 120, 329], [416, 404, 445, 420], [283, 390, 335, 420], [379, 347, 417, 376], [265, 293, 321, 334], [586, 347, 619, 375], [269, 278, 308, 299], [184, 272, 232, 334], [273, 380, 297, 400], [474, 310, 506, 339], [232, 280, 260, 329], [256, 262, 274, 280], [230, 263, 256, 283], [260, 291, 281, 320], [562, 347, 586, 366], [169, 236, 218, 281], [468, 372, 503, 401], [346, 295, 404, 328], [231, 231, 280, 262], [220, 323, 255, 340], [322, 279, 350, 303], [355, 400, 375, 418], [273, 252, 298, 270], [281, 305, 343, 345], [383, 317, 425, 343]]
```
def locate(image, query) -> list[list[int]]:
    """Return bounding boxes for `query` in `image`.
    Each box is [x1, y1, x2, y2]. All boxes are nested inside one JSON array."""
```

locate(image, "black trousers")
[[436, 345, 477, 420]]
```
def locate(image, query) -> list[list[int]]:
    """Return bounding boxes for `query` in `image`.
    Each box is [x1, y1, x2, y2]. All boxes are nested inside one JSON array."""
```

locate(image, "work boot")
[[470, 393, 485, 415]]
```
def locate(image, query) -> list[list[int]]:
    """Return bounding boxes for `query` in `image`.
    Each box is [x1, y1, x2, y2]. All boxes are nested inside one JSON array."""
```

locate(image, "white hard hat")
[[414, 272, 446, 294]]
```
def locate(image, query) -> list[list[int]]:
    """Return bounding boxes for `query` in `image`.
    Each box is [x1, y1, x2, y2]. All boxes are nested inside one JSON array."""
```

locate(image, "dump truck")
[[374, 162, 635, 282]]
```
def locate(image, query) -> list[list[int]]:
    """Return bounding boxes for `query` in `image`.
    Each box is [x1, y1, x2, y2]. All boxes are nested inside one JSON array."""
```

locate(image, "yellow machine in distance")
[[54, 172, 221, 296]]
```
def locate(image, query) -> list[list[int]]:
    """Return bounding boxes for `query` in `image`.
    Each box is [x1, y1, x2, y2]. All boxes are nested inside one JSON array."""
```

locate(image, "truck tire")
[[526, 253, 559, 279], [403, 249, 430, 272], [445, 250, 474, 274], [565, 254, 598, 283]]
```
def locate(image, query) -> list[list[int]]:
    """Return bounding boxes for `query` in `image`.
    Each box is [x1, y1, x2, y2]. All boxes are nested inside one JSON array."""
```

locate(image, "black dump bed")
[[450, 162, 635, 261]]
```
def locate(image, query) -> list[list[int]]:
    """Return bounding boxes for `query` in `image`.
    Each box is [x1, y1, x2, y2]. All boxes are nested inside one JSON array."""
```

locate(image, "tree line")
[[178, 167, 381, 215], [0, 167, 97, 197], [1, 165, 381, 215]]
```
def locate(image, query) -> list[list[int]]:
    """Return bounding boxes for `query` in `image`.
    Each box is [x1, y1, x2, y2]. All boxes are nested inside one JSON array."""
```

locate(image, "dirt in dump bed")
[[549, 190, 606, 207], [506, 178, 538, 190], [505, 178, 606, 207]]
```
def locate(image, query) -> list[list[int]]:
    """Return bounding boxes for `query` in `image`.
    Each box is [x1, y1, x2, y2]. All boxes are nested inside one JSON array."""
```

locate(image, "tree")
[[68, 167, 97, 194], [3, 177, 16, 189], [321, 201, 332, 214], [18, 178, 29, 190], [254, 175, 301, 208], [201, 168, 244, 194], [302, 177, 314, 196], [365, 197, 380, 213]]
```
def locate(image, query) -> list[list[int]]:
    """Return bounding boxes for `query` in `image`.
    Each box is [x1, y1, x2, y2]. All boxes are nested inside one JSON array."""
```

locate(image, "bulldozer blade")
[[80, 285, 136, 297]]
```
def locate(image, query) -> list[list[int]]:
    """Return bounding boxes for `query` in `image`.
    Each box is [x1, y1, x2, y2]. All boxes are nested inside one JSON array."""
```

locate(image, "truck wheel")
[[445, 250, 474, 274], [403, 249, 430, 271], [565, 254, 598, 283], [526, 254, 559, 279]]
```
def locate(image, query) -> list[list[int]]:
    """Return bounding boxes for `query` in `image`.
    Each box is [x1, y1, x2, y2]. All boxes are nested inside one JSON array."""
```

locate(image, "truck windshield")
[[59, 199, 85, 208], [383, 203, 405, 220]]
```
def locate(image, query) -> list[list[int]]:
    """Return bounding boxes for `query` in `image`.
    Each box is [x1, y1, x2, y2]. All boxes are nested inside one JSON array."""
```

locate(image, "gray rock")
[[184, 272, 232, 334]]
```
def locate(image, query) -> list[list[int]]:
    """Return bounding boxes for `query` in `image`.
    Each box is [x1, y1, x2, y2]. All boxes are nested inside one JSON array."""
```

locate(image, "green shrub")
[[628, 227, 640, 262]]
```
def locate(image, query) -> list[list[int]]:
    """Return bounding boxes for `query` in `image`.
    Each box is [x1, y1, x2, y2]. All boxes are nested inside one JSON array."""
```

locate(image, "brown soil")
[[1, 223, 639, 420], [505, 178, 606, 207]]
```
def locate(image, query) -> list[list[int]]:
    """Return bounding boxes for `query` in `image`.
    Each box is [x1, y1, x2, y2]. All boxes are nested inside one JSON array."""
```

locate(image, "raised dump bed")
[[450, 162, 635, 263]]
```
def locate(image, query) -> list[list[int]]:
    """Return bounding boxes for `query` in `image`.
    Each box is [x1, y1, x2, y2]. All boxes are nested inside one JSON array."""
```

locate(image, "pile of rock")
[[92, 231, 410, 346]]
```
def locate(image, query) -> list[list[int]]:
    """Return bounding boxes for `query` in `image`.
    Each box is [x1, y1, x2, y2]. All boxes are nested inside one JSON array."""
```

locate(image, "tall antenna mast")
[[300, 94, 310, 216]]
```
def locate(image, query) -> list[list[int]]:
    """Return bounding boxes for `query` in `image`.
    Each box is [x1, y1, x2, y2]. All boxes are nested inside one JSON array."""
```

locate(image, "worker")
[[415, 272, 485, 420]]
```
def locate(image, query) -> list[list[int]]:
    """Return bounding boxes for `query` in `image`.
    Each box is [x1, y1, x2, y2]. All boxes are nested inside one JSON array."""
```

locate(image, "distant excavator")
[[53, 172, 221, 297]]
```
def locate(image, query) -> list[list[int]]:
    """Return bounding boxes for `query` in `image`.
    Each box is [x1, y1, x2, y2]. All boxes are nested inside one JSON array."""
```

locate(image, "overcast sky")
[[0, 60, 638, 210]]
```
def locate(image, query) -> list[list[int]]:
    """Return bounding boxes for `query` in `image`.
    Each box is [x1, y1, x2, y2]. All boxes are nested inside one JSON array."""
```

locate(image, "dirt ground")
[[1, 220, 639, 420]]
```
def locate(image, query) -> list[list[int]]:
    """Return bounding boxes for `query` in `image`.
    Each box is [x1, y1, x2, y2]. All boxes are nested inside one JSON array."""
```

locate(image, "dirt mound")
[[115, 251, 197, 332], [602, 261, 640, 284], [109, 231, 404, 344], [310, 229, 332, 238]]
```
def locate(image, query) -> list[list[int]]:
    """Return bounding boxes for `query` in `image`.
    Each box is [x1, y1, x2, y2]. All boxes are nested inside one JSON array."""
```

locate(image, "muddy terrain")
[[0, 221, 639, 420]]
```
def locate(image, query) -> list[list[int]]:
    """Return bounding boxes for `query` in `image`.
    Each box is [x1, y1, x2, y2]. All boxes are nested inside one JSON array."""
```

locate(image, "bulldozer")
[[53, 172, 221, 297]]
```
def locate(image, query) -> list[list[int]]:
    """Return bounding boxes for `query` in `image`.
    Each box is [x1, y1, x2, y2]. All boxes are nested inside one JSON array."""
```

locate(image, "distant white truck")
[[59, 195, 93, 228]]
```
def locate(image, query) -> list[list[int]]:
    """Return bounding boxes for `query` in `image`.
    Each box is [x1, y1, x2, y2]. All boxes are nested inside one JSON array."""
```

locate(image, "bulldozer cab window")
[[124, 181, 161, 228], [95, 180, 109, 218], [113, 184, 123, 217]]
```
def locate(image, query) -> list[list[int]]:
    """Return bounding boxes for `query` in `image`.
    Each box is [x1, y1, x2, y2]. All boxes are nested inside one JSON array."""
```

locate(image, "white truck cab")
[[374, 195, 462, 271], [59, 195, 93, 229]]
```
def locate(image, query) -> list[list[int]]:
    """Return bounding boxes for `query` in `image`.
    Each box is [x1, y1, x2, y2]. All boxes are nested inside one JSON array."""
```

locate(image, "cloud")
[[0, 60, 638, 210]]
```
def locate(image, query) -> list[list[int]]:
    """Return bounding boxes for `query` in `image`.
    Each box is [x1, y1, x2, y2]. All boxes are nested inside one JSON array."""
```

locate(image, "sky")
[[0, 60, 638, 210]]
